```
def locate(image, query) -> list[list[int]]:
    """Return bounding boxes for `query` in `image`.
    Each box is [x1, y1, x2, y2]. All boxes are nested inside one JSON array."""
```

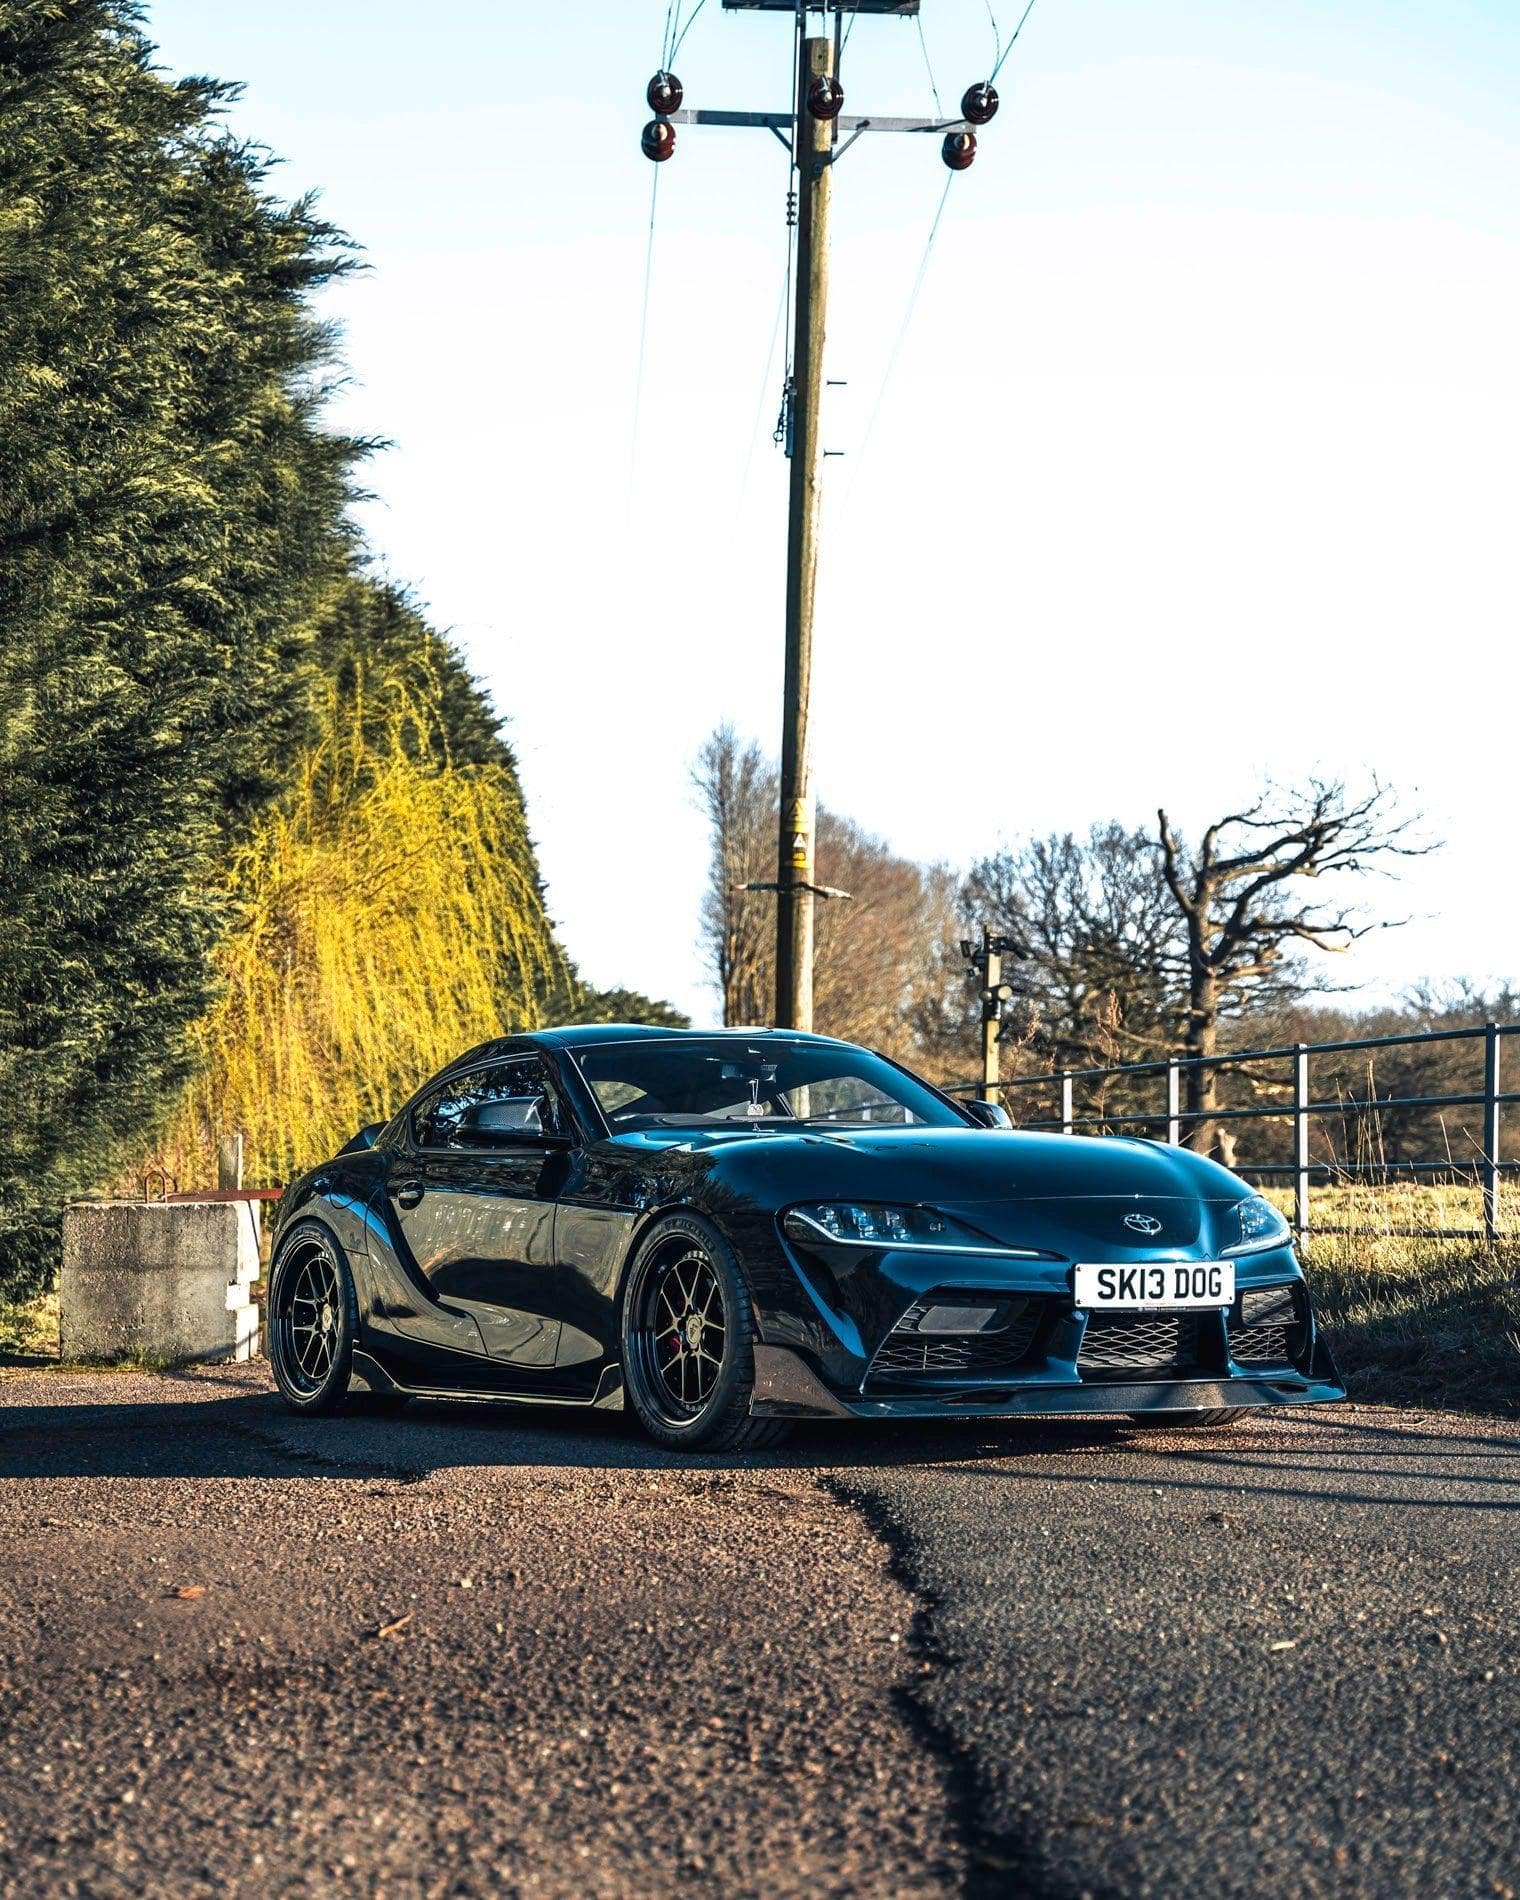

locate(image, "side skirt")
[[350, 1347, 621, 1411]]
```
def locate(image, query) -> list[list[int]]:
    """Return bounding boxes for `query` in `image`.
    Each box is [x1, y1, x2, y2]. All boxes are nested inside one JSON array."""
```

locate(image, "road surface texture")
[[0, 1368, 1514, 1899]]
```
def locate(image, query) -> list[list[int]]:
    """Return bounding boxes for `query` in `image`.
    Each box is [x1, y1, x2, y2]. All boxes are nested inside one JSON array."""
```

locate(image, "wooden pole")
[[980, 939, 1003, 1103], [775, 35, 833, 1032]]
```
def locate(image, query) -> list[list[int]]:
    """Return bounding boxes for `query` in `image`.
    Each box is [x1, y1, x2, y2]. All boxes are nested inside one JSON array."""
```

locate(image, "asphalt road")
[[0, 1369, 1515, 1899]]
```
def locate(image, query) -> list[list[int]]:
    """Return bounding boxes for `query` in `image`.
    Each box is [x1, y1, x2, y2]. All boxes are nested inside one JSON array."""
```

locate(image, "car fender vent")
[[915, 1303, 1000, 1335]]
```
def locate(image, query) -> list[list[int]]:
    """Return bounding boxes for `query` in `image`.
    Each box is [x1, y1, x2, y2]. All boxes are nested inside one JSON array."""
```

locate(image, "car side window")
[[413, 1057, 565, 1150]]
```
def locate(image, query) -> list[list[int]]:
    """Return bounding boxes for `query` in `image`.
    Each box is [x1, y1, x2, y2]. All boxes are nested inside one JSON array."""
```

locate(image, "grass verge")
[[0, 1292, 59, 1362], [1301, 1237, 1519, 1418]]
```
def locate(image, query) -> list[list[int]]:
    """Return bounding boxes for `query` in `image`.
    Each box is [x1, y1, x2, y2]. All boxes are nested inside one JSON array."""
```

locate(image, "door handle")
[[396, 1180, 424, 1210]]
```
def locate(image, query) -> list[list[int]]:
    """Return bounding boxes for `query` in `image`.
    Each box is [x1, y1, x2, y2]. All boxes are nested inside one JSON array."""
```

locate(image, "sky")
[[145, 0, 1520, 1027]]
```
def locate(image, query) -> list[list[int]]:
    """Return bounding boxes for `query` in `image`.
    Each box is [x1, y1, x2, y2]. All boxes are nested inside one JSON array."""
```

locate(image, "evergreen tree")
[[0, 1, 360, 1295], [0, 6, 683, 1298]]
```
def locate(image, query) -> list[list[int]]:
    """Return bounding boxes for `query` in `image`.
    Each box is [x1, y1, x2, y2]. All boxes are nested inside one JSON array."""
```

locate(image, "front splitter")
[[749, 1344, 1346, 1421]]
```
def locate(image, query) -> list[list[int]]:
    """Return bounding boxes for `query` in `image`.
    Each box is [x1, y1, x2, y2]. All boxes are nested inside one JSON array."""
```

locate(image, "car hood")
[[617, 1125, 1245, 1209]]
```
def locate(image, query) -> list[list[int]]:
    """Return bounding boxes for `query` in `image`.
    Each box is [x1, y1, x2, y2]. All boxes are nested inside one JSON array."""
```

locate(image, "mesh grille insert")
[[1231, 1283, 1305, 1367], [1230, 1324, 1294, 1366], [1077, 1312, 1201, 1377]]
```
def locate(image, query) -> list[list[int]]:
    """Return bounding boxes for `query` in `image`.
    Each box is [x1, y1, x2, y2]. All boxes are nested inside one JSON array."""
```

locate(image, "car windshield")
[[575, 1038, 967, 1131]]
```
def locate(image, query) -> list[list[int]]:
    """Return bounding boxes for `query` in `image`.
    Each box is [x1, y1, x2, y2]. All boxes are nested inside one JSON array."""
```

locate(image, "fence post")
[[1483, 1022, 1501, 1246], [216, 1129, 244, 1194], [1060, 1071, 1074, 1137], [1166, 1060, 1180, 1146], [1294, 1044, 1311, 1239]]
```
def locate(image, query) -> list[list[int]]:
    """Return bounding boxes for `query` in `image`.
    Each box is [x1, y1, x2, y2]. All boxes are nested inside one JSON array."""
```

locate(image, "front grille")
[[867, 1295, 1042, 1382], [1078, 1312, 1201, 1378], [1230, 1284, 1304, 1368]]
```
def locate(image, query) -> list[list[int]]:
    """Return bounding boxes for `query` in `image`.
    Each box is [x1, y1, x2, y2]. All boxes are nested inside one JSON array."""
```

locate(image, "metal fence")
[[962, 1022, 1519, 1245]]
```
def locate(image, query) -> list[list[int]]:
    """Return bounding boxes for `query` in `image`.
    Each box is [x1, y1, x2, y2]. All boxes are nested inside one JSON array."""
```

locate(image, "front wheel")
[[1127, 1408, 1243, 1430], [620, 1213, 790, 1453], [268, 1221, 359, 1414]]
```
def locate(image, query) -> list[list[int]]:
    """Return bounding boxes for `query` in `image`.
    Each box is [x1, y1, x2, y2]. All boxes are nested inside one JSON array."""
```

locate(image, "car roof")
[[437, 1024, 855, 1073], [535, 1024, 852, 1049]]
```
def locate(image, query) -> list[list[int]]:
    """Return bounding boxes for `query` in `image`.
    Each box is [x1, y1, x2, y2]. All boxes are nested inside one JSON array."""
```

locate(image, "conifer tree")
[[0, 1, 359, 1294]]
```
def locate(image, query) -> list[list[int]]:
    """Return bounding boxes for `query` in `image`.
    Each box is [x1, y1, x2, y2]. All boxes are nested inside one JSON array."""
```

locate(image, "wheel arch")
[[270, 1210, 380, 1324], [611, 1200, 759, 1332]]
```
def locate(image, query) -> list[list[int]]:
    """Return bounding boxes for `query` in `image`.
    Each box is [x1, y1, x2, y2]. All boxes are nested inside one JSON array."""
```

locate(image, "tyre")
[[1126, 1408, 1243, 1429], [268, 1221, 359, 1415], [620, 1212, 791, 1453]]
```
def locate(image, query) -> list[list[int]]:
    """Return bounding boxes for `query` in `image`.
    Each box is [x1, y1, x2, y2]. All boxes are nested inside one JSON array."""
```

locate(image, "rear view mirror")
[[963, 1099, 1012, 1130]]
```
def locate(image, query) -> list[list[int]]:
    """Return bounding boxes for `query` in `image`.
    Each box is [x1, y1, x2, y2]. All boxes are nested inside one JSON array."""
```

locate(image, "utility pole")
[[640, 2, 1004, 1031], [961, 928, 1017, 1102], [776, 32, 833, 1031]]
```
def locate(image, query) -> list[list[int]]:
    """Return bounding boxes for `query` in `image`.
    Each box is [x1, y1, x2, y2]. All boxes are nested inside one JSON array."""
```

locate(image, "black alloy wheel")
[[269, 1222, 358, 1414], [620, 1213, 789, 1453]]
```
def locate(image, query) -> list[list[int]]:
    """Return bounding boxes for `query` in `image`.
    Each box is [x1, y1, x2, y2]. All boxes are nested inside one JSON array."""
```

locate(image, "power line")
[[626, 166, 661, 524], [982, 0, 1003, 72], [847, 174, 954, 497], [990, 0, 1040, 82], [914, 13, 944, 119], [669, 0, 708, 64], [738, 266, 790, 510]]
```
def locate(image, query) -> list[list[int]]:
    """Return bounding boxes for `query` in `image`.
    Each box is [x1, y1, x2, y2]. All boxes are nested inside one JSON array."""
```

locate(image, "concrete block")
[[61, 1201, 263, 1364]]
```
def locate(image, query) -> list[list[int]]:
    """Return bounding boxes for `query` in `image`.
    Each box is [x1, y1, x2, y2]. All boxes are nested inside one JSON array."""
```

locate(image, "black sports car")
[[268, 1026, 1344, 1449]]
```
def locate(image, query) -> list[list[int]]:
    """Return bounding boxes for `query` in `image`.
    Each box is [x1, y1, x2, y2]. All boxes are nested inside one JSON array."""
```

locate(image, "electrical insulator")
[[647, 70, 683, 115], [961, 81, 999, 126], [808, 73, 845, 121], [642, 119, 676, 163], [942, 129, 977, 171]]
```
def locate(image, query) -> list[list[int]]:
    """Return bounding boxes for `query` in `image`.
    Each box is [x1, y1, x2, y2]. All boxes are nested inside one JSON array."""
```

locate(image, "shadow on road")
[[0, 1366, 1133, 1482], [3, 1366, 1513, 1497]]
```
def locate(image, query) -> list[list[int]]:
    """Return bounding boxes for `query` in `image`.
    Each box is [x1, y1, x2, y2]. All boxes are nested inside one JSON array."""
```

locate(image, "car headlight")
[[1221, 1195, 1292, 1256], [782, 1203, 1035, 1255]]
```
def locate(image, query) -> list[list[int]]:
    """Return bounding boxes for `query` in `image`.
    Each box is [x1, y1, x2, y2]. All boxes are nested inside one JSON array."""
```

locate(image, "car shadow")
[[0, 1365, 1134, 1481], [2, 1365, 1511, 1492]]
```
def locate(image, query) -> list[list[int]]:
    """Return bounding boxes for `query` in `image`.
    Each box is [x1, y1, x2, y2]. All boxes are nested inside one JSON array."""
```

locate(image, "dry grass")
[[0, 1291, 58, 1361], [1272, 1184, 1520, 1418]]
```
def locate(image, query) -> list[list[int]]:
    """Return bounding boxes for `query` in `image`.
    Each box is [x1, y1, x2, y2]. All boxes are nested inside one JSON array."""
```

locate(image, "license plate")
[[1074, 1261, 1234, 1310]]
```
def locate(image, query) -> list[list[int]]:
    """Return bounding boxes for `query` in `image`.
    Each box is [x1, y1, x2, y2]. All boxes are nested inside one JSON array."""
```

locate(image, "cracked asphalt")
[[1, 1368, 1516, 1899]]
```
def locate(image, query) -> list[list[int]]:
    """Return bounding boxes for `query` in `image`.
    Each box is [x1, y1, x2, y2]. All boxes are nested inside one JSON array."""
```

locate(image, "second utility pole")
[[775, 33, 834, 1034]]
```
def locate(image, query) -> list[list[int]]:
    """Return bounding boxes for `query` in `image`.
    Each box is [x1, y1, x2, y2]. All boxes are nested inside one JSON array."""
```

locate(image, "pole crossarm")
[[669, 109, 968, 134], [736, 880, 854, 901]]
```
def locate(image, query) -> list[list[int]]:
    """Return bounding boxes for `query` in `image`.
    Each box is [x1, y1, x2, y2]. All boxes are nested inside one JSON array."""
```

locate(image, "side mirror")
[[454, 1098, 567, 1146], [963, 1099, 1012, 1131], [338, 1121, 385, 1155]]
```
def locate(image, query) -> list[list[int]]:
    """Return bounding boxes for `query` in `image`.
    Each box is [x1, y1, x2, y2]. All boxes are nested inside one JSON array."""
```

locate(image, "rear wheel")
[[621, 1213, 790, 1453], [1127, 1408, 1243, 1430], [269, 1222, 358, 1415]]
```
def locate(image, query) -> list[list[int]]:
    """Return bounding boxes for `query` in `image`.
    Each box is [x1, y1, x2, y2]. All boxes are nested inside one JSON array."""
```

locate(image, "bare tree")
[[1154, 780, 1430, 1162], [692, 727, 775, 1026], [692, 725, 958, 1069], [963, 825, 1187, 1083]]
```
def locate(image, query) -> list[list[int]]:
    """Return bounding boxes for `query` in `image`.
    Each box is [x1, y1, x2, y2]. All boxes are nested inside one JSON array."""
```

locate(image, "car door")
[[386, 1055, 572, 1378]]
